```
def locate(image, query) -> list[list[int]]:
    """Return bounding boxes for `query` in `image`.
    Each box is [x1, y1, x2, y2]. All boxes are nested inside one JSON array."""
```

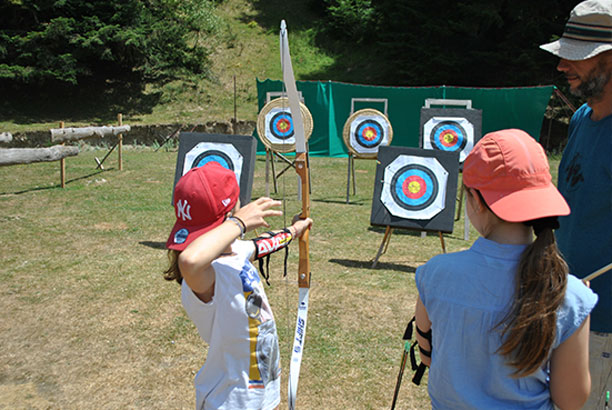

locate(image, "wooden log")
[[0, 146, 79, 166], [0, 132, 12, 143], [50, 125, 131, 143]]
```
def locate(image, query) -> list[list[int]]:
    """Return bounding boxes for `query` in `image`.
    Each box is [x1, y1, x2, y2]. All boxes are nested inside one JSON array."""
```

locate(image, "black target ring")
[[390, 164, 439, 211], [191, 150, 235, 171]]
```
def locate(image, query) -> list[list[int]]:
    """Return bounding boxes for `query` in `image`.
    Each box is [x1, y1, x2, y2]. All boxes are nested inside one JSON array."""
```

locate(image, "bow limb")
[[280, 19, 311, 410]]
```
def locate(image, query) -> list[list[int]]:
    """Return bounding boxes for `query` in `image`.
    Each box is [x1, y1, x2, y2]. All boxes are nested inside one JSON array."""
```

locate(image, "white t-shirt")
[[181, 240, 281, 410]]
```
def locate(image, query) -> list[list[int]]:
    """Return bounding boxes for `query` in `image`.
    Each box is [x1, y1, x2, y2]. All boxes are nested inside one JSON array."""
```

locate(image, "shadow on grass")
[[0, 169, 107, 195], [312, 198, 367, 206], [367, 226, 431, 237], [140, 241, 167, 250], [329, 258, 416, 274]]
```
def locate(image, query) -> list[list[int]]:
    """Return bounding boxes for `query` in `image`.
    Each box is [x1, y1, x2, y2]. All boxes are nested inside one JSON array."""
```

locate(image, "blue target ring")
[[355, 119, 384, 148], [390, 164, 438, 211], [191, 150, 234, 171], [431, 121, 468, 152], [270, 111, 294, 140]]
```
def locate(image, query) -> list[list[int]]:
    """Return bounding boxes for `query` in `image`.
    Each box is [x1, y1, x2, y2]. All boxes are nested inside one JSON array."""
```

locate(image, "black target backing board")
[[370, 146, 459, 233], [419, 108, 482, 164], [172, 133, 257, 206]]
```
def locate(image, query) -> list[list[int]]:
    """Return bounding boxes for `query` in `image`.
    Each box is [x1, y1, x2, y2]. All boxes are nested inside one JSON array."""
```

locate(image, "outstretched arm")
[[178, 197, 282, 302]]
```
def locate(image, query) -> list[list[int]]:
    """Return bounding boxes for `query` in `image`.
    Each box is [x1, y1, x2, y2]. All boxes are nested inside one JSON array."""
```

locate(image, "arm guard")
[[404, 316, 432, 386], [251, 229, 293, 285], [252, 228, 293, 259]]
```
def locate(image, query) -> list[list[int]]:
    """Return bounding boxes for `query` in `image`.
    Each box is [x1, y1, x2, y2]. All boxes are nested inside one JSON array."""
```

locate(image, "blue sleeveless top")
[[416, 237, 597, 409]]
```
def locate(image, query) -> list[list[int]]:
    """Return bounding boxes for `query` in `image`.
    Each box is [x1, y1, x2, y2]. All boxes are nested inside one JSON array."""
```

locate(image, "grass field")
[[0, 148, 560, 409]]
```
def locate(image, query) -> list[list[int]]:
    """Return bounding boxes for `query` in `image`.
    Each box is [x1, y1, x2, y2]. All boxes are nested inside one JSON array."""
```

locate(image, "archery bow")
[[280, 20, 311, 410]]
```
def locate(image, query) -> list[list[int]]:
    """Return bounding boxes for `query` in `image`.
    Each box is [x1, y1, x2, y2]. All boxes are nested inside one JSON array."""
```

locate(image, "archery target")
[[342, 108, 393, 158], [256, 97, 313, 153], [420, 108, 482, 164], [172, 133, 257, 206], [371, 146, 459, 233], [182, 142, 243, 180], [382, 155, 447, 220]]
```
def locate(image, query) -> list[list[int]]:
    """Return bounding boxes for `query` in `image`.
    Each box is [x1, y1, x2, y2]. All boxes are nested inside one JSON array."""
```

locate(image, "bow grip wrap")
[[295, 152, 310, 288]]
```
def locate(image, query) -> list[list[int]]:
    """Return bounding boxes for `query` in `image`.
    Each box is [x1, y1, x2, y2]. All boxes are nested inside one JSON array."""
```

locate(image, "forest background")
[[0, 0, 580, 137]]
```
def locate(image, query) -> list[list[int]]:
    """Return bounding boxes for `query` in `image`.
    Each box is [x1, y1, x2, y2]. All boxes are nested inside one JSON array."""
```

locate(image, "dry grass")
[[0, 148, 560, 409]]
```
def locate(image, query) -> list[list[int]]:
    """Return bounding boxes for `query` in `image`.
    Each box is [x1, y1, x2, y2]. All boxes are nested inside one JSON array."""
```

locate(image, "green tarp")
[[256, 79, 553, 157]]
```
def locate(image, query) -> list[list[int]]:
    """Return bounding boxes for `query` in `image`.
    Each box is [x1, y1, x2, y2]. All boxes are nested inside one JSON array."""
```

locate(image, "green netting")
[[256, 79, 553, 157]]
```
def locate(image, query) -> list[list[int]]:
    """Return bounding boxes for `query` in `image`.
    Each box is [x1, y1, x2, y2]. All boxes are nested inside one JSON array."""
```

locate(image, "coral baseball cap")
[[166, 162, 239, 251], [462, 129, 570, 223], [540, 0, 612, 61]]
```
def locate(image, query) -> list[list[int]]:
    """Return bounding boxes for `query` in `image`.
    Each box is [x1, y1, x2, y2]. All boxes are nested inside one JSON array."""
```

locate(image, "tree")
[[0, 0, 220, 87], [316, 0, 575, 87]]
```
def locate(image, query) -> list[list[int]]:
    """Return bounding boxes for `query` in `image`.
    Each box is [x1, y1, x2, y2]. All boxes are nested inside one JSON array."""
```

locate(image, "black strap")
[[404, 316, 432, 386], [409, 341, 428, 385], [416, 325, 432, 344]]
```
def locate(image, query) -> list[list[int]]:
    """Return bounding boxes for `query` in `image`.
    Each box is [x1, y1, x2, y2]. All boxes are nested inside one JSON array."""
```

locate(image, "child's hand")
[[291, 217, 313, 238], [233, 197, 282, 231]]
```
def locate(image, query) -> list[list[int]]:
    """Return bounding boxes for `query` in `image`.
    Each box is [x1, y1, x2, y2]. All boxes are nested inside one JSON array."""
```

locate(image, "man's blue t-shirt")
[[556, 103, 612, 333]]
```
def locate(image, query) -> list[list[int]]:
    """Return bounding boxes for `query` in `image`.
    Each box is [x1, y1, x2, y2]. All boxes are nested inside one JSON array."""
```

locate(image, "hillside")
[[0, 0, 338, 134]]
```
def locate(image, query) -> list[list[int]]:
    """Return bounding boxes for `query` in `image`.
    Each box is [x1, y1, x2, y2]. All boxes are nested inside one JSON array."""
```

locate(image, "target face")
[[271, 112, 294, 138], [355, 119, 384, 148], [191, 150, 235, 171], [256, 97, 313, 153], [423, 117, 474, 162], [390, 164, 438, 211], [381, 155, 448, 220], [183, 142, 243, 183], [343, 108, 393, 158]]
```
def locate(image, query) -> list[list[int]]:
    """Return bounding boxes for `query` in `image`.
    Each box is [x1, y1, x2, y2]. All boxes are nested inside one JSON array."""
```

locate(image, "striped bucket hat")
[[540, 0, 612, 60]]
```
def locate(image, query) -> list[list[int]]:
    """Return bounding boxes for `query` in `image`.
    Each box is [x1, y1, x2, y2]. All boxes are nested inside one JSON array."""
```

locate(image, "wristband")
[[227, 216, 245, 239]]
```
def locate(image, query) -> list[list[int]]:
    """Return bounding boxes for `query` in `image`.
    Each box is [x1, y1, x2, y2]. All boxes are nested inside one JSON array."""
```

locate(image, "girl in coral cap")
[[413, 129, 597, 409], [164, 162, 312, 410]]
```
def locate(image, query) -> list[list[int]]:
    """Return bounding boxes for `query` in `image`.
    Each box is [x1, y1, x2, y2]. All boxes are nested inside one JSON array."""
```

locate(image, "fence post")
[[59, 121, 66, 188], [118, 113, 123, 171]]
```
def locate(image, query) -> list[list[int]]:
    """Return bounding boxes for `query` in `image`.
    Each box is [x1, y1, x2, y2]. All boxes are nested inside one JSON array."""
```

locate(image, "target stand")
[[343, 98, 393, 203], [369, 146, 459, 268], [257, 95, 313, 196], [420, 98, 482, 241]]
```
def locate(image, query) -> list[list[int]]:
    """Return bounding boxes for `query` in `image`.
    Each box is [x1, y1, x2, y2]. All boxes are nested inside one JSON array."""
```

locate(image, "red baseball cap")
[[462, 129, 570, 222], [166, 162, 240, 251]]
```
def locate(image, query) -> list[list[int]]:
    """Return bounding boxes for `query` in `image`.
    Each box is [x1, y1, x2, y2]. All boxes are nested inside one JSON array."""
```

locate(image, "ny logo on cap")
[[177, 199, 192, 222], [222, 198, 231, 207]]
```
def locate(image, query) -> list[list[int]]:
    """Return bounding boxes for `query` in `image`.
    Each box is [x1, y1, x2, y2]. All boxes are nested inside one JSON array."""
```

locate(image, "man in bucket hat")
[[541, 1, 612, 408]]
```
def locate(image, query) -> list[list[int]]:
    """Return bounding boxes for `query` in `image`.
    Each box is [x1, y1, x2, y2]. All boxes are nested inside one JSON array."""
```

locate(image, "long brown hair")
[[496, 216, 568, 377], [163, 249, 183, 284]]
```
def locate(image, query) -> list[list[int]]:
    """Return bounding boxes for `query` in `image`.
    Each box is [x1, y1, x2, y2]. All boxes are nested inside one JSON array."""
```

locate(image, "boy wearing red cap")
[[164, 162, 312, 410], [413, 129, 597, 409]]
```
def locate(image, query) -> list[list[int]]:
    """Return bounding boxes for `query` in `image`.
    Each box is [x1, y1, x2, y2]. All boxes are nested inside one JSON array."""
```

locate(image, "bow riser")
[[295, 153, 310, 288]]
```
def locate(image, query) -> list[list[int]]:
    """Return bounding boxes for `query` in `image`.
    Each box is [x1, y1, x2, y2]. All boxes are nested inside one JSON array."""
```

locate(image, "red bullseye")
[[276, 118, 291, 133], [403, 175, 427, 199], [361, 126, 378, 141], [439, 130, 458, 147]]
